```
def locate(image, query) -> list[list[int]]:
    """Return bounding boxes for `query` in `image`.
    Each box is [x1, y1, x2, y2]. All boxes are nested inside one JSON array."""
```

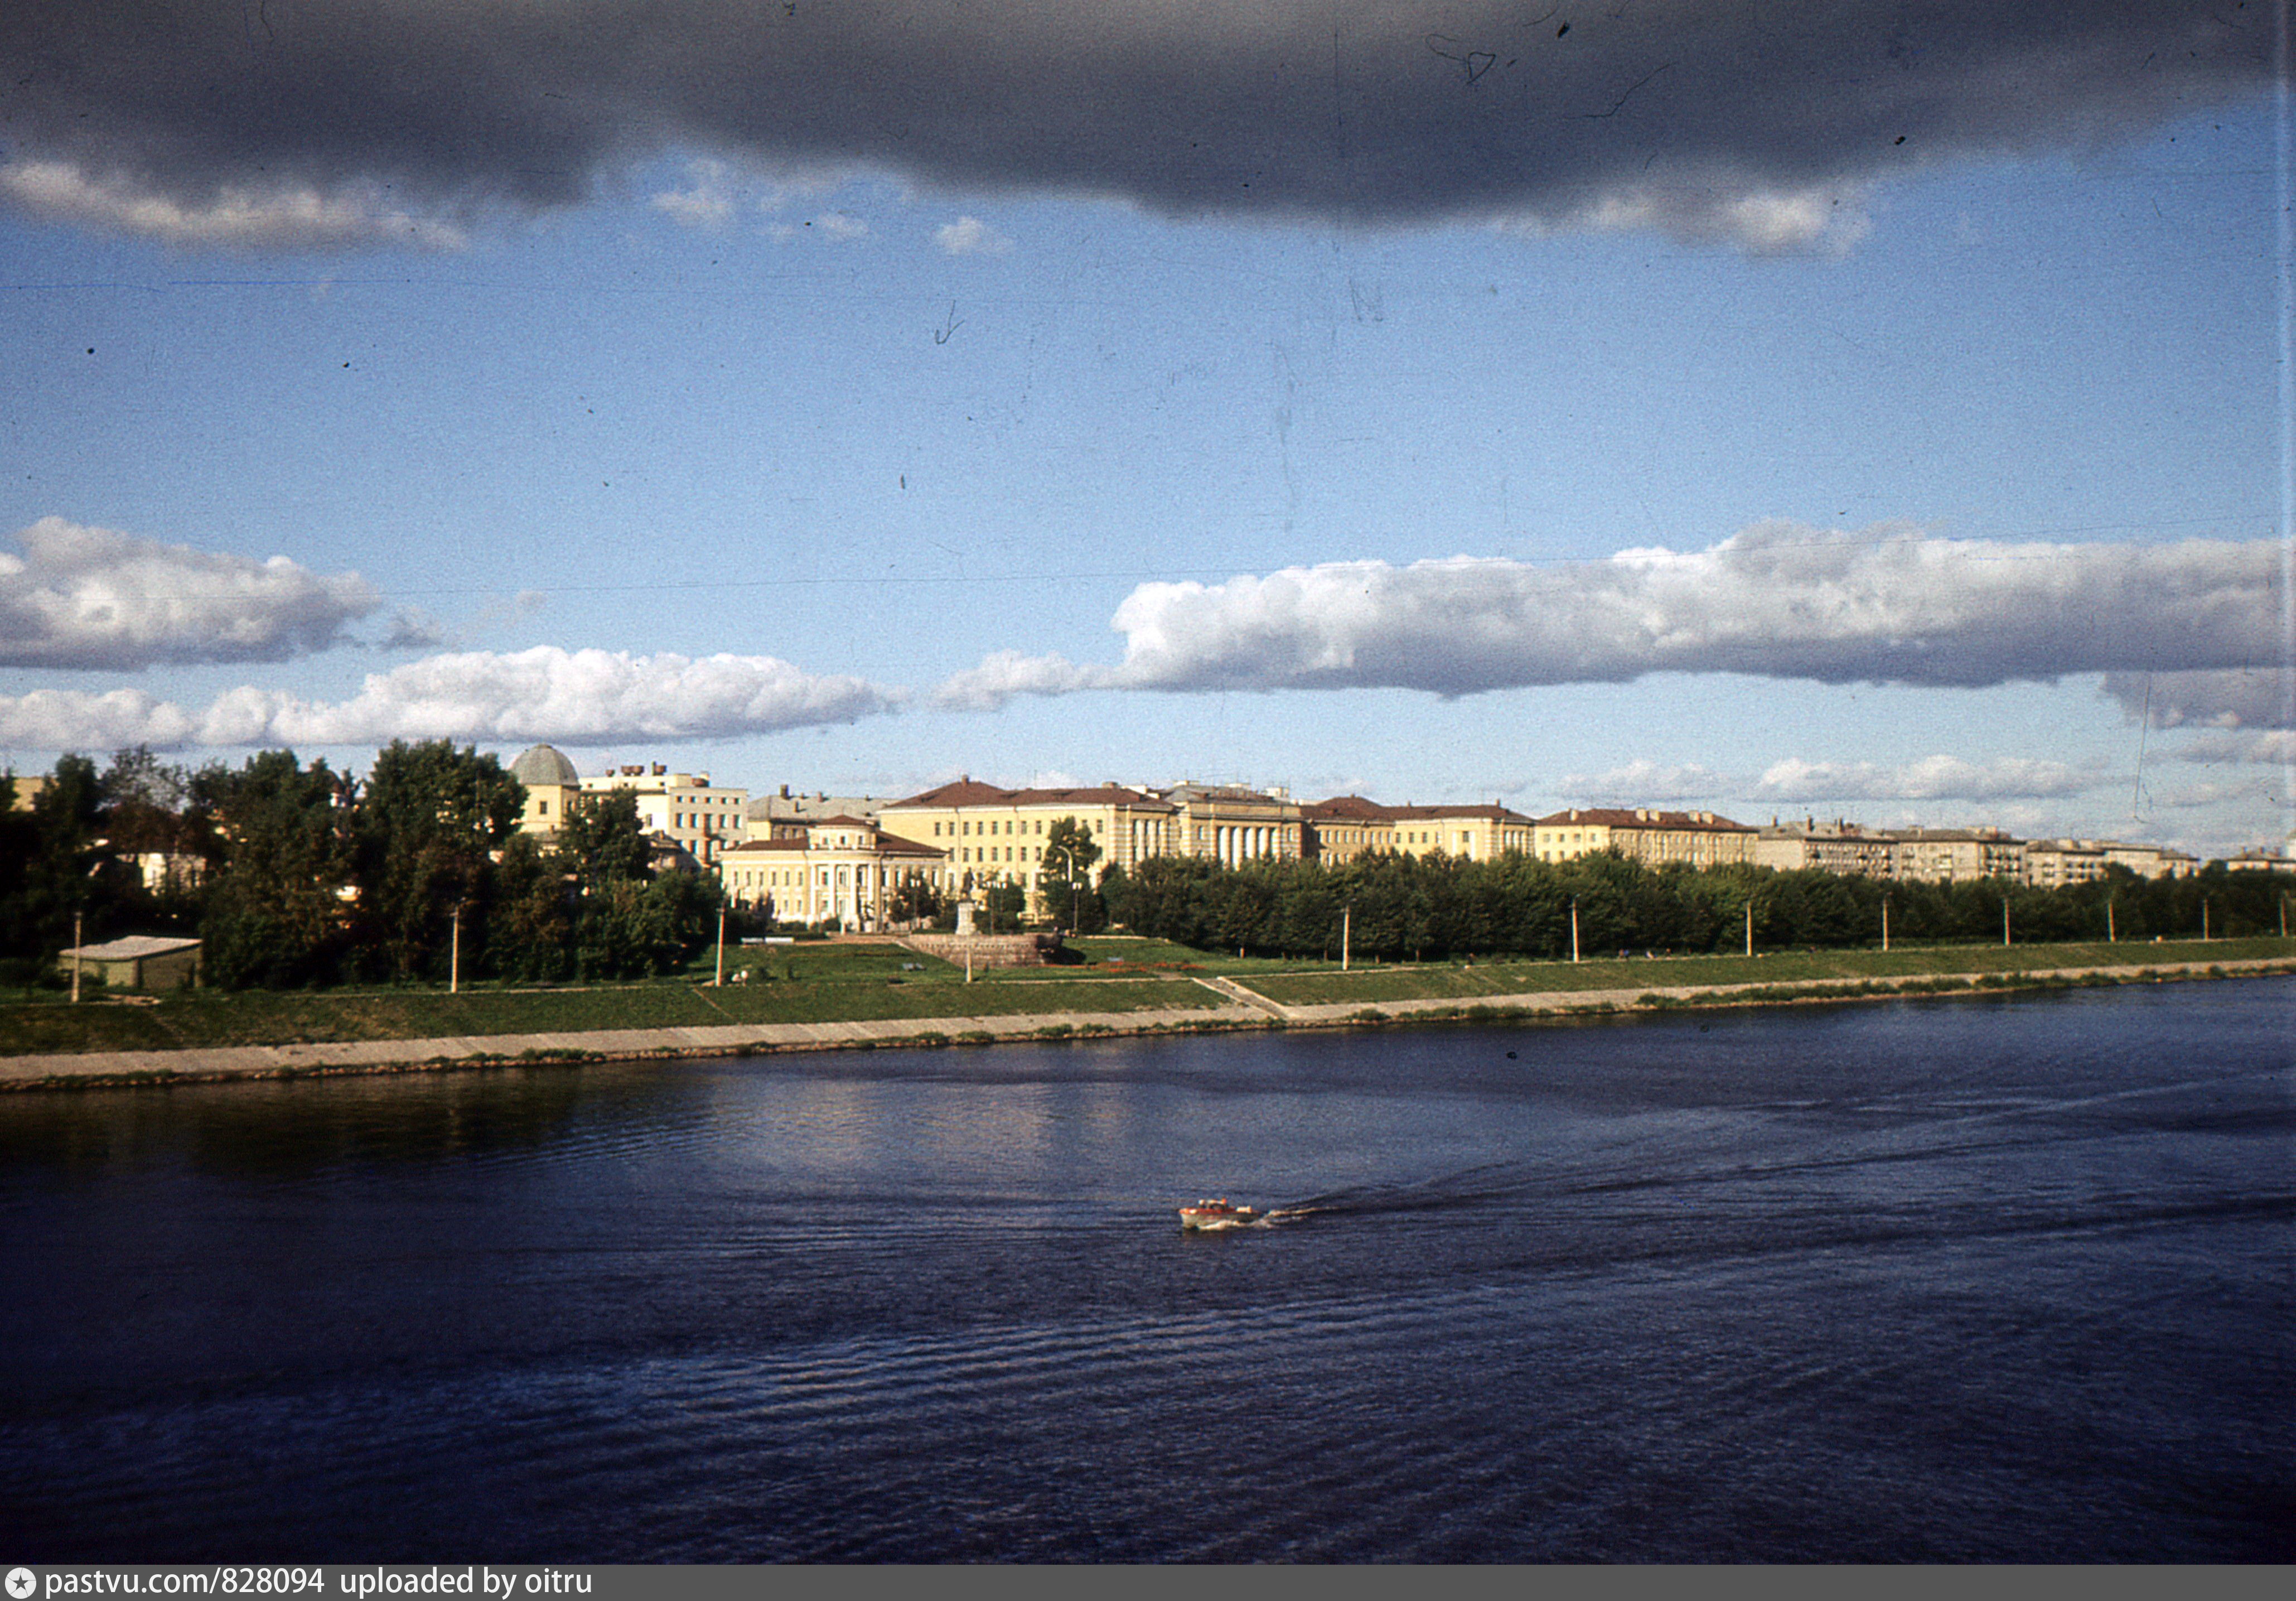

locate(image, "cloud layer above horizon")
[[938, 527, 2290, 716], [0, 648, 901, 752], [0, 3, 2273, 252]]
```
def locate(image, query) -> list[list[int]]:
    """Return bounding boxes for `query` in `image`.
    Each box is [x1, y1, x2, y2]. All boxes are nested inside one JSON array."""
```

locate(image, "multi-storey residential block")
[[2099, 842, 2198, 879], [1754, 818, 1896, 877], [579, 761, 749, 870], [1533, 808, 1756, 868], [1886, 826, 2023, 883], [2023, 838, 2109, 888], [719, 817, 945, 931]]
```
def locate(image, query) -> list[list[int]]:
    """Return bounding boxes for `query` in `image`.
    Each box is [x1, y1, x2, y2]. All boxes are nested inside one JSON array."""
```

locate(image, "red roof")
[[1533, 807, 1752, 832], [1304, 795, 1395, 821], [885, 779, 1173, 812]]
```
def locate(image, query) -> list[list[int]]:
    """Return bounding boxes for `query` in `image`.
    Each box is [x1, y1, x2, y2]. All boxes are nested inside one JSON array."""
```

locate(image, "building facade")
[[1887, 827, 2024, 883], [1754, 819, 1897, 878], [877, 778, 1182, 906], [509, 744, 582, 838], [2022, 839, 2109, 889], [719, 817, 945, 931], [579, 763, 750, 870], [1533, 808, 1756, 868], [1302, 799, 1535, 862]]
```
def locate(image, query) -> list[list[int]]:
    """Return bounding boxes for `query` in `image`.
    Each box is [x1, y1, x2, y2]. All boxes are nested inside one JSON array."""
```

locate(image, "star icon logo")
[[6, 1569, 35, 1600]]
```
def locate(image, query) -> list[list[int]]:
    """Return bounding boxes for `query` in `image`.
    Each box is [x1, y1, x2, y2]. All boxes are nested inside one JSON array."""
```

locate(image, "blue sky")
[[0, 2, 2288, 855]]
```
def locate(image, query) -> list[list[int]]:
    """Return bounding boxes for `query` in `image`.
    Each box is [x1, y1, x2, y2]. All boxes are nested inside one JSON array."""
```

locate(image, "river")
[[2, 979, 2290, 1560]]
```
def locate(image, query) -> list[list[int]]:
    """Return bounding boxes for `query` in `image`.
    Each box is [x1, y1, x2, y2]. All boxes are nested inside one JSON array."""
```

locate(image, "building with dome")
[[508, 744, 582, 838]]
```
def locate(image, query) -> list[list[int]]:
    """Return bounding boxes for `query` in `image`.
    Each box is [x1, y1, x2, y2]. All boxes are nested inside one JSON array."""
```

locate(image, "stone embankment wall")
[[900, 933, 1063, 969]]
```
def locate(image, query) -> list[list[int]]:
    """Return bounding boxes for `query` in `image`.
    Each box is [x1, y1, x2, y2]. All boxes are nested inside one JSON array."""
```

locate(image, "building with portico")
[[718, 816, 945, 931]]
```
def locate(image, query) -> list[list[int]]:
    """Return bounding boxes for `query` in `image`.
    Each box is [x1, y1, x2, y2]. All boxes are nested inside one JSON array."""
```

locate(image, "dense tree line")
[[1097, 850, 2293, 962], [1, 741, 723, 990]]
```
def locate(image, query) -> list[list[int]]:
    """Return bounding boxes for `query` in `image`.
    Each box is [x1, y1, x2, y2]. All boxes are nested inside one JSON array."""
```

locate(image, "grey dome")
[[509, 744, 579, 787]]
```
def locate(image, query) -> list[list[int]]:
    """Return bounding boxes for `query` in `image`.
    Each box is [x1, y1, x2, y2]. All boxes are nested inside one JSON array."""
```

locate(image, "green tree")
[[194, 751, 359, 988], [486, 832, 574, 982], [555, 789, 653, 891], [351, 740, 523, 982], [1040, 816, 1102, 932]]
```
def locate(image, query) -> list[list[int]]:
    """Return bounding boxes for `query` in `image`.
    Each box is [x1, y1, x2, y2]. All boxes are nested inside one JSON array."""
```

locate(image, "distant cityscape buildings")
[[502, 745, 2247, 930]]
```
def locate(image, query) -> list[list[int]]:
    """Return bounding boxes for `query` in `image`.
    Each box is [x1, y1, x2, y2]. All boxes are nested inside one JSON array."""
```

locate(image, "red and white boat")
[[1177, 1197, 1258, 1230]]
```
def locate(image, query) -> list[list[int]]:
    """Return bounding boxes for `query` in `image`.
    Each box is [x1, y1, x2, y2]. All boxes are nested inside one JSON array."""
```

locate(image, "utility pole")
[[2202, 898, 2210, 941], [1341, 903, 1351, 972], [2002, 896, 2011, 948], [450, 903, 462, 994], [1744, 899, 1754, 958], [70, 908, 83, 1005], [714, 904, 727, 986], [2107, 898, 2116, 944], [1881, 894, 1891, 953], [1570, 895, 1581, 965]]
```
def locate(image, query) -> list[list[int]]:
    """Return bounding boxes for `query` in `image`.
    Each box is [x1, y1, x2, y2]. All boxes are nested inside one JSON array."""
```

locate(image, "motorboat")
[[1177, 1197, 1257, 1230]]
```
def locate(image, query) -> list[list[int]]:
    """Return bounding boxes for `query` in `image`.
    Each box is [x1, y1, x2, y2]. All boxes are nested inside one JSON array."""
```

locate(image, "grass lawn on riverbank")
[[0, 941, 1223, 1056], [6, 935, 2287, 1059], [1241, 937, 2296, 1006]]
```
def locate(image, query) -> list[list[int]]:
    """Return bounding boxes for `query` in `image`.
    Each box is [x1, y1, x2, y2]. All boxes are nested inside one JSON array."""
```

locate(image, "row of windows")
[[926, 817, 1108, 837], [729, 865, 922, 888]]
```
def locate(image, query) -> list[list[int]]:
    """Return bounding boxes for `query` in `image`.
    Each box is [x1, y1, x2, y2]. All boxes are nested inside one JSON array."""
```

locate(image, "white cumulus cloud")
[[937, 527, 2287, 708], [650, 158, 736, 228], [0, 160, 465, 252], [0, 517, 380, 669], [1757, 755, 2095, 803], [2167, 729, 2296, 766], [1555, 760, 1728, 803], [935, 215, 1012, 256], [0, 648, 903, 753], [1497, 181, 1872, 257], [0, 688, 197, 752], [932, 649, 1111, 711]]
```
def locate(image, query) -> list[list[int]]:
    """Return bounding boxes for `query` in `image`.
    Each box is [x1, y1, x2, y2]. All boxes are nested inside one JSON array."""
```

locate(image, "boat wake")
[[1249, 1163, 1536, 1227]]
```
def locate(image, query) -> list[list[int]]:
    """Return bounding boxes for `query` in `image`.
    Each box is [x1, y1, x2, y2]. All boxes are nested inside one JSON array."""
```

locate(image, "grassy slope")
[[1245, 937, 2296, 1006], [0, 942, 1220, 1056], [6, 936, 2286, 1059]]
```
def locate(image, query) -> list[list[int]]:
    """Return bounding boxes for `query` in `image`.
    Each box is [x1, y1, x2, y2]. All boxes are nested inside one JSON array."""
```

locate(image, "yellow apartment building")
[[1533, 808, 1756, 868]]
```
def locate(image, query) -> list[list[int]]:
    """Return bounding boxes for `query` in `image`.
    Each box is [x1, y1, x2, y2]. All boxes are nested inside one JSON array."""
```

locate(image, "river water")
[[2, 980, 2290, 1561]]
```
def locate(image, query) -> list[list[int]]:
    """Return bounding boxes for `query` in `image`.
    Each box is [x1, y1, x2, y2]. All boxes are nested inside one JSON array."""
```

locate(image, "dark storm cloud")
[[0, 2, 2276, 249]]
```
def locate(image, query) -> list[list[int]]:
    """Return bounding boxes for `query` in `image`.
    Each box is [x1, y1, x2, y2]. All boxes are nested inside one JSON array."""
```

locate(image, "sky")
[[1, 1, 2290, 857]]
